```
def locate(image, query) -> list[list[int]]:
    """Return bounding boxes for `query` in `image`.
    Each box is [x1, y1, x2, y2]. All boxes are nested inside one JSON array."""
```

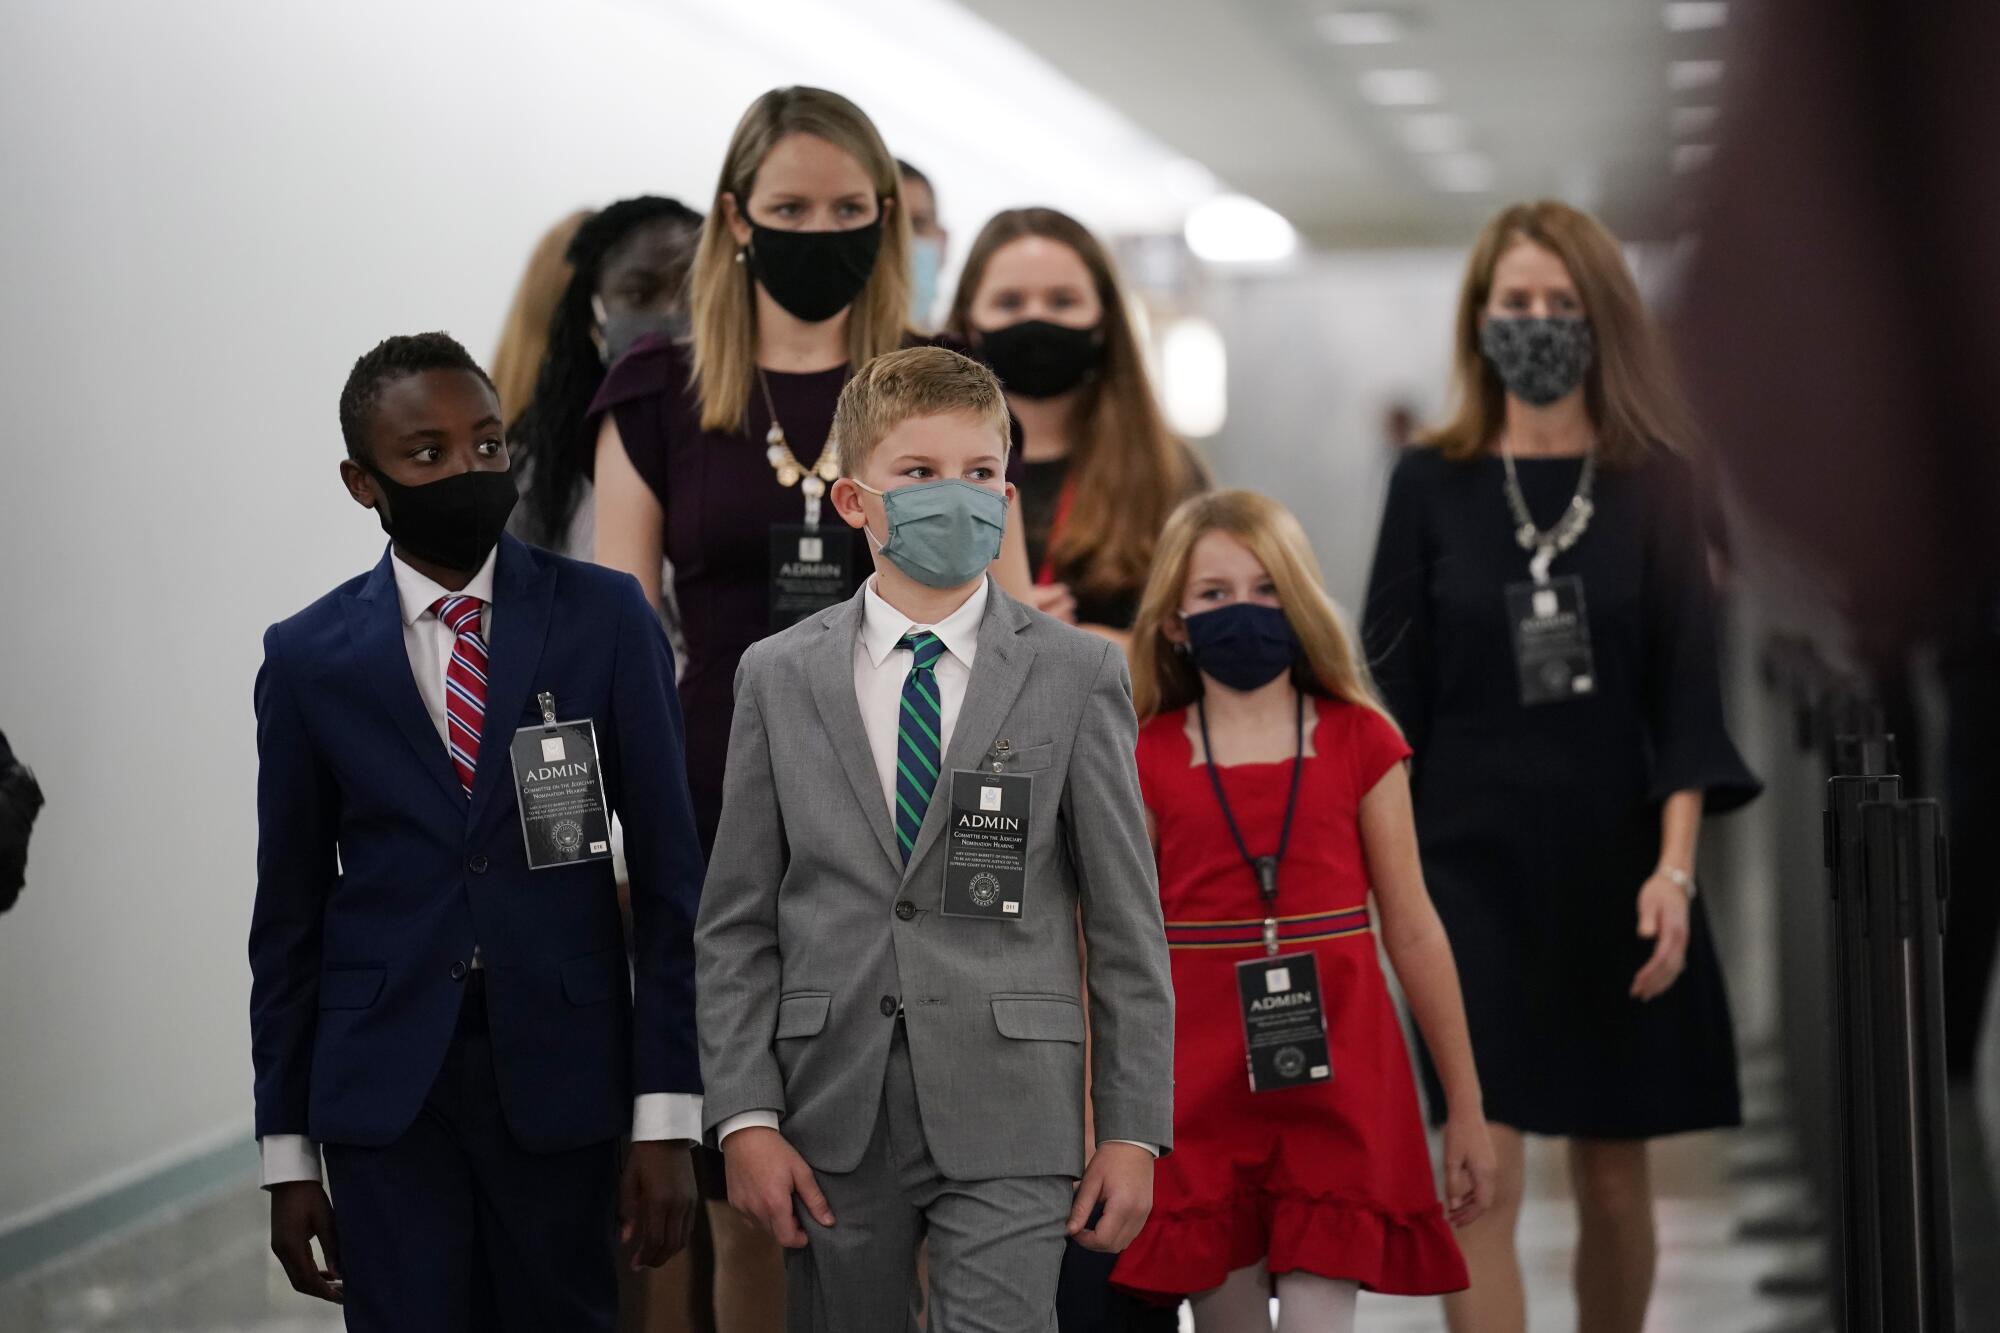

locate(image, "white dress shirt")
[[717, 577, 1152, 1158], [261, 549, 700, 1187]]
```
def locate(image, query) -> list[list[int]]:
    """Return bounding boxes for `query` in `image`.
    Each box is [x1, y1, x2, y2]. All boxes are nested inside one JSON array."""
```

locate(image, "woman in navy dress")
[[1362, 200, 1759, 1333]]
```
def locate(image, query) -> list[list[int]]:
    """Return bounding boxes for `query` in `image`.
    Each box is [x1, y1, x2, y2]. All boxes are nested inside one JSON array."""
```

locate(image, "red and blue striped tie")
[[431, 595, 487, 797]]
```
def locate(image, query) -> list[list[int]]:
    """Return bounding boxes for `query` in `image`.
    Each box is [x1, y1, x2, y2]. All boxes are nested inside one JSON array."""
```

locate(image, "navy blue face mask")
[[1182, 603, 1300, 692]]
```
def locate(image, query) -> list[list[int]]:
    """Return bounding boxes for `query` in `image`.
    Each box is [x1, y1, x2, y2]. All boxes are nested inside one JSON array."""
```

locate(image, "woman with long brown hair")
[[947, 207, 1204, 647], [1361, 201, 1760, 1333], [588, 86, 1028, 1333]]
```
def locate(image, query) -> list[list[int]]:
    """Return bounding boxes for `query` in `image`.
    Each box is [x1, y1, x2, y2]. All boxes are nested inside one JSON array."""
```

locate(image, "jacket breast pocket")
[[775, 991, 832, 1040], [319, 965, 385, 1010], [998, 741, 1056, 774], [990, 993, 1084, 1042]]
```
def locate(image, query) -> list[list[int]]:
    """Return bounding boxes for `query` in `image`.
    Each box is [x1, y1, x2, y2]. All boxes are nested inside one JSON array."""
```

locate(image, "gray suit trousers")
[[787, 1021, 1070, 1333]]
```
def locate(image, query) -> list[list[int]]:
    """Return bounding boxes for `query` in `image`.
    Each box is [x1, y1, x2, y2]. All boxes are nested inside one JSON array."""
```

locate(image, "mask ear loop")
[[848, 478, 891, 553]]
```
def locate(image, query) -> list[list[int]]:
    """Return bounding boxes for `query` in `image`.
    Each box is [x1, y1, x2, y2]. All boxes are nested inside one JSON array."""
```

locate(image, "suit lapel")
[[467, 537, 555, 830], [343, 549, 465, 812], [809, 594, 907, 876], [901, 588, 1036, 882]]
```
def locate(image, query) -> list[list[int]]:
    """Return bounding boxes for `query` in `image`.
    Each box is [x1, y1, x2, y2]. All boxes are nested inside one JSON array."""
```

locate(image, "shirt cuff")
[[1103, 1139, 1159, 1158], [717, 1110, 782, 1145], [260, 1134, 322, 1186], [632, 1092, 703, 1143]]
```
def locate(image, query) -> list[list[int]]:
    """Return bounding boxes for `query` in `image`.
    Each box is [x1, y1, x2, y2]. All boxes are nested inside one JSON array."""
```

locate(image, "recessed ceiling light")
[[1359, 68, 1442, 106], [1672, 143, 1716, 174], [1316, 9, 1405, 45], [1184, 194, 1300, 264], [1663, 2, 1727, 32], [1669, 59, 1724, 91], [1424, 151, 1495, 193], [1670, 105, 1721, 136], [1399, 112, 1467, 154]]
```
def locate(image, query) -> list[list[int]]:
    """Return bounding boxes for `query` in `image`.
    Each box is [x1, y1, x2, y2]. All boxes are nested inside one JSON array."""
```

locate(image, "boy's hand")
[[269, 1181, 343, 1303], [1067, 1141, 1153, 1253], [723, 1127, 834, 1249], [620, 1140, 698, 1269], [1442, 1111, 1497, 1228]]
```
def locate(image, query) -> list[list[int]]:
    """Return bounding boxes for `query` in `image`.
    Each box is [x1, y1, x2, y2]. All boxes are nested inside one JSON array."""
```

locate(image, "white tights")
[[1188, 1262, 1359, 1333]]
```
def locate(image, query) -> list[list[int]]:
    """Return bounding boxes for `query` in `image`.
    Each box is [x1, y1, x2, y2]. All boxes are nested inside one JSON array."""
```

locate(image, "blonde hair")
[[1429, 199, 1696, 467], [830, 347, 1011, 477], [689, 87, 912, 433], [946, 207, 1200, 596], [1130, 490, 1393, 724], [491, 208, 589, 422]]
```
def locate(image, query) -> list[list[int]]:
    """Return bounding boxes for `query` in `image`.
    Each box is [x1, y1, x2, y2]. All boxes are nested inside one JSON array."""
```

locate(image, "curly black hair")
[[511, 196, 702, 547], [338, 331, 495, 463]]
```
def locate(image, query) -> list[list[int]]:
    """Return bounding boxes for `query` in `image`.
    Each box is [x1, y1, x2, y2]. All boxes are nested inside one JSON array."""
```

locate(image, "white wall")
[[1192, 251, 1465, 614], [0, 0, 1207, 1231]]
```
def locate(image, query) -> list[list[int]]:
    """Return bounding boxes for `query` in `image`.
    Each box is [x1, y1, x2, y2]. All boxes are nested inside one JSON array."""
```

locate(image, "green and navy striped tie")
[[893, 631, 947, 862]]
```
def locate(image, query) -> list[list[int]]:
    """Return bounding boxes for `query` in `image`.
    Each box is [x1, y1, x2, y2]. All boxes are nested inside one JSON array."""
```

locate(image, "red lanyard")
[[1036, 478, 1078, 587]]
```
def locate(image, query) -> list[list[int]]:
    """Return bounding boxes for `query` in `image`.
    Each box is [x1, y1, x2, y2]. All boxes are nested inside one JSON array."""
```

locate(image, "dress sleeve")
[[1361, 451, 1436, 760], [1641, 456, 1762, 813], [583, 334, 682, 505], [1344, 701, 1414, 796]]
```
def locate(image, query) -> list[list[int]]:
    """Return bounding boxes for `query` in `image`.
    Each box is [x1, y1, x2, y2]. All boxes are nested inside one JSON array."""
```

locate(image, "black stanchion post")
[[1826, 762, 1898, 1333], [1859, 797, 1957, 1332]]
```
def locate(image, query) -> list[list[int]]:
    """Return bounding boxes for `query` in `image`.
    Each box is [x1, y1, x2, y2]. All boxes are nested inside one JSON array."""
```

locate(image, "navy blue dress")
[[1362, 447, 1759, 1138]]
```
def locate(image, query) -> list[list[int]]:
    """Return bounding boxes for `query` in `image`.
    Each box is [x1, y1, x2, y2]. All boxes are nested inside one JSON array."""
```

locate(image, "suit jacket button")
[[895, 901, 916, 921], [450, 961, 469, 981], [880, 995, 898, 1017], [468, 855, 489, 874]]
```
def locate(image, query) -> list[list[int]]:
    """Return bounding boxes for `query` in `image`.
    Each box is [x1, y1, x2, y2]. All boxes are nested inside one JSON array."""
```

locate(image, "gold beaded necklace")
[[756, 366, 840, 526]]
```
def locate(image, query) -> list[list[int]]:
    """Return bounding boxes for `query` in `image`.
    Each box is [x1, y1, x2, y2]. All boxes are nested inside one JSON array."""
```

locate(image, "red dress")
[[1112, 697, 1468, 1301]]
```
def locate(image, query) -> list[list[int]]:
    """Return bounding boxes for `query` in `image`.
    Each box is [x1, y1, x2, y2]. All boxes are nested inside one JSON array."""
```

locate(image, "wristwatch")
[[1657, 865, 1696, 899]]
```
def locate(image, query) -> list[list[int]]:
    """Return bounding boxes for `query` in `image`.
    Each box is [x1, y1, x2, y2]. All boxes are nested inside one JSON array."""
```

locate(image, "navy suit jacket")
[[249, 535, 703, 1152]]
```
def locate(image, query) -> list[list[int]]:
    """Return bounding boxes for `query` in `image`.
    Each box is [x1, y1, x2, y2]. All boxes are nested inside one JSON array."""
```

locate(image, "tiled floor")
[[3, 1051, 1993, 1331]]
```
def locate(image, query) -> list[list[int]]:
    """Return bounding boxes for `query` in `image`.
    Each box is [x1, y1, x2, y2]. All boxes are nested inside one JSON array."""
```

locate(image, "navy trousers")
[[324, 976, 619, 1332]]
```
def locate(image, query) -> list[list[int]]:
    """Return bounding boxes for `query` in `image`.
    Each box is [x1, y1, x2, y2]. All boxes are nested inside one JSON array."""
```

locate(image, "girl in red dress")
[[1111, 490, 1495, 1331]]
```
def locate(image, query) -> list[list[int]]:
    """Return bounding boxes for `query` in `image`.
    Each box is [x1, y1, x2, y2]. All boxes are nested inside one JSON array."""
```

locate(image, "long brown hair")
[[491, 208, 589, 422], [688, 87, 911, 433], [1428, 199, 1696, 466], [946, 207, 1197, 597], [1130, 490, 1392, 725]]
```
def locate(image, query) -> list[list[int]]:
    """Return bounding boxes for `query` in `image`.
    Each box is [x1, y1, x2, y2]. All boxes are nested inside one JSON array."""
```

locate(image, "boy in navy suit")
[[250, 332, 703, 1330]]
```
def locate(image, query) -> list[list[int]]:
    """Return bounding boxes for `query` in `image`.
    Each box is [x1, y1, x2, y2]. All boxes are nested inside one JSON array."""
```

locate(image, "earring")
[[735, 249, 747, 266]]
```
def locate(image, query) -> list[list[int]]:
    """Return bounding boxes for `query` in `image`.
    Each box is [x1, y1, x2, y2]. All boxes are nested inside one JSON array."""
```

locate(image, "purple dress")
[[587, 334, 1020, 852]]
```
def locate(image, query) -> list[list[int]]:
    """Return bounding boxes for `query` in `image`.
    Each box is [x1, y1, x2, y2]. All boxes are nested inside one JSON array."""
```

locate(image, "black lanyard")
[[1197, 691, 1306, 955]]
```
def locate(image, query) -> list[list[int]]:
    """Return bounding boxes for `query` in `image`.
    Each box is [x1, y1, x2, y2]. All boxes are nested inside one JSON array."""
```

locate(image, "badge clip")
[[537, 691, 558, 727], [989, 739, 1011, 774], [1262, 917, 1279, 957]]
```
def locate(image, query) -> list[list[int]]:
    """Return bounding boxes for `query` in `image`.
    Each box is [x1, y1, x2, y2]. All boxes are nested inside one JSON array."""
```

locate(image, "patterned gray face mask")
[[1479, 316, 1594, 406]]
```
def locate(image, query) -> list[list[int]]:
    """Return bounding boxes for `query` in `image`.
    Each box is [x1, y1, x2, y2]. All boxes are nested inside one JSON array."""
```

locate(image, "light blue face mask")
[[909, 236, 944, 328], [854, 478, 1008, 589]]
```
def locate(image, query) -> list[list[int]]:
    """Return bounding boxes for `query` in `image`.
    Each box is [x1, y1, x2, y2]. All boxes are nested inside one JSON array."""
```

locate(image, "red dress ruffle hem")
[[1112, 699, 1469, 1302]]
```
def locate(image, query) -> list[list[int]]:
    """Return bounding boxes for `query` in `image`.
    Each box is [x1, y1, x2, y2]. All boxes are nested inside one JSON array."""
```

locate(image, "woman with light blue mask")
[[898, 158, 948, 332]]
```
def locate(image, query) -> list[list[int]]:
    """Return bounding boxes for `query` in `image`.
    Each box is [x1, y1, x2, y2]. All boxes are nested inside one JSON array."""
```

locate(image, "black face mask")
[[1183, 603, 1300, 693], [977, 319, 1103, 400], [746, 220, 882, 323], [599, 310, 685, 364], [366, 466, 519, 573]]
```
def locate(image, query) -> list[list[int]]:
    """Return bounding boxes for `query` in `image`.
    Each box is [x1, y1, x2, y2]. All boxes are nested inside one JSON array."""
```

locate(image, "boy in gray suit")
[[695, 347, 1174, 1332]]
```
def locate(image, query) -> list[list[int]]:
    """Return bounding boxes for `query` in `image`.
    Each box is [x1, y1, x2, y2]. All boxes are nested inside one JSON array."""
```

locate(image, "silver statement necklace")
[[1500, 439, 1597, 584]]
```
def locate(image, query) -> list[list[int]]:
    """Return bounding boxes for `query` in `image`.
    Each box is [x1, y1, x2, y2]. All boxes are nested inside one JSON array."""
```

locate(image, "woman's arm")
[[592, 414, 666, 613], [1631, 788, 1702, 1001]]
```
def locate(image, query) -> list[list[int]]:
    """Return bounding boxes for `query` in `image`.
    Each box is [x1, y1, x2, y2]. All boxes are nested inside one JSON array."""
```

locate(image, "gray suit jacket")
[[695, 582, 1174, 1181]]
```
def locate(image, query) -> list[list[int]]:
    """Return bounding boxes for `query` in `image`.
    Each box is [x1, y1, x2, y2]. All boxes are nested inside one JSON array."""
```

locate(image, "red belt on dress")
[[1164, 906, 1372, 951]]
